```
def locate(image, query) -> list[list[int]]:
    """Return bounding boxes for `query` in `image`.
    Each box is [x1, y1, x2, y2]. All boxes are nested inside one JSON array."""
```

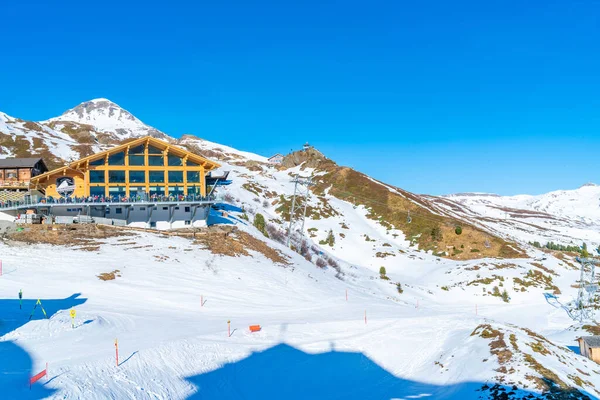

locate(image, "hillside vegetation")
[[281, 148, 524, 260]]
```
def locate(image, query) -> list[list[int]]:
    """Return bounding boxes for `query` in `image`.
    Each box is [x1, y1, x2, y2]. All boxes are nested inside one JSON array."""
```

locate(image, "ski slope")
[[1, 222, 599, 399]]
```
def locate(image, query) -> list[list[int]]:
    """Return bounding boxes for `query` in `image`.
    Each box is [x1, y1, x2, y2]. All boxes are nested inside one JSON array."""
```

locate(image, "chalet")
[[577, 336, 600, 363], [0, 136, 226, 229], [0, 158, 48, 202], [268, 153, 284, 164], [0, 157, 48, 189]]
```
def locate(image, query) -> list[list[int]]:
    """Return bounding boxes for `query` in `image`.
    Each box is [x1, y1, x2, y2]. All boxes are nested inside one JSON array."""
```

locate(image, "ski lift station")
[[0, 136, 231, 229]]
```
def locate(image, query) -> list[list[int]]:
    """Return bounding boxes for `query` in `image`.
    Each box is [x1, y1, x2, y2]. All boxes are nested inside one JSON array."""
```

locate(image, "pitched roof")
[[30, 136, 220, 183], [579, 336, 600, 347], [0, 157, 43, 168], [268, 153, 284, 159]]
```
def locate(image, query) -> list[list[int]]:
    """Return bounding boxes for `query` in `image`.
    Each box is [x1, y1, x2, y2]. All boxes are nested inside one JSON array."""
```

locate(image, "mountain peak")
[[58, 98, 134, 121], [88, 98, 114, 103], [579, 182, 598, 189], [44, 98, 166, 140]]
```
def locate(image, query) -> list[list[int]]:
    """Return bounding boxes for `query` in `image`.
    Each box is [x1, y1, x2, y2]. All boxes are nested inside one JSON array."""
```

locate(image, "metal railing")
[[0, 193, 222, 210], [0, 180, 30, 187]]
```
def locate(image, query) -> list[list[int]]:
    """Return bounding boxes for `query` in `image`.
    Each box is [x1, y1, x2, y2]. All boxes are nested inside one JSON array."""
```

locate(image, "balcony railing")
[[0, 193, 222, 210], [0, 180, 30, 187]]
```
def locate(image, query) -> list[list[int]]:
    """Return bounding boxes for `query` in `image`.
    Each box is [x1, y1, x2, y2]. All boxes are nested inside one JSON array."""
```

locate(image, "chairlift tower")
[[286, 175, 314, 247], [572, 256, 600, 322]]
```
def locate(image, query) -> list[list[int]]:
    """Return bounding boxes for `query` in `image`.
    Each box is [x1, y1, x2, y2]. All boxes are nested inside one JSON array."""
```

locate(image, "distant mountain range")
[[1, 98, 598, 259]]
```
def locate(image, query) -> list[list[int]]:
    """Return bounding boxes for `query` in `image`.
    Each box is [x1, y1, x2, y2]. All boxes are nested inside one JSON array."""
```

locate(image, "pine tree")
[[431, 226, 443, 242], [326, 229, 335, 247], [379, 266, 389, 280], [253, 213, 268, 237]]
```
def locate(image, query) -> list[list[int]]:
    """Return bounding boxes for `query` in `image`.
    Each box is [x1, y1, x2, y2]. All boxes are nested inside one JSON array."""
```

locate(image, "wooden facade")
[[30, 137, 220, 198], [0, 158, 48, 189]]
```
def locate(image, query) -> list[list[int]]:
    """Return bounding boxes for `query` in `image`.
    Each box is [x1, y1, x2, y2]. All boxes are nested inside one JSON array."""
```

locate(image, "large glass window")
[[188, 185, 202, 195], [90, 170, 105, 183], [149, 186, 165, 196], [149, 171, 165, 183], [109, 170, 126, 183], [129, 186, 146, 197], [170, 186, 184, 196], [129, 171, 146, 183], [148, 145, 163, 155], [148, 156, 164, 166], [187, 171, 200, 183], [168, 171, 184, 183], [109, 187, 126, 199], [129, 145, 145, 154], [90, 158, 105, 166], [90, 186, 105, 197], [168, 155, 183, 166], [187, 160, 199, 167], [108, 151, 125, 166], [129, 155, 145, 166]]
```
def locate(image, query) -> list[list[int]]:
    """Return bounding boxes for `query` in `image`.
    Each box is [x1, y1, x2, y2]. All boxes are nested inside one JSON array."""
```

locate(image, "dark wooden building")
[[0, 157, 48, 189]]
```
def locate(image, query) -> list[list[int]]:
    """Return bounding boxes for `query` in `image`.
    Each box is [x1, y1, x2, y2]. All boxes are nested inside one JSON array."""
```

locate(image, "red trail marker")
[[115, 339, 119, 366], [29, 363, 48, 389]]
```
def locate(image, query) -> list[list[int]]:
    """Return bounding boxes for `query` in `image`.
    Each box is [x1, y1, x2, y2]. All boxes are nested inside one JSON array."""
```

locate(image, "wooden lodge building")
[[0, 136, 225, 229], [29, 136, 220, 199], [0, 158, 48, 201]]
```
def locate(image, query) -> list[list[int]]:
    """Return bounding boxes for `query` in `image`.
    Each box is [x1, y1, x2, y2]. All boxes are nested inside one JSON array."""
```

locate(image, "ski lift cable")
[[333, 188, 468, 229]]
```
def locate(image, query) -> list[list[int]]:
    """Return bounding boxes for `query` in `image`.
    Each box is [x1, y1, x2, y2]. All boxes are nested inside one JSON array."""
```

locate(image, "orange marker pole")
[[228, 320, 231, 337], [115, 339, 119, 366]]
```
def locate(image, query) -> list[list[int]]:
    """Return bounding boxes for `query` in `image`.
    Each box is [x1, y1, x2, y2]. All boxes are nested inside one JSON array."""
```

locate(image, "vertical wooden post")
[[201, 295, 203, 307], [364, 310, 367, 324], [346, 289, 348, 301], [228, 320, 231, 337]]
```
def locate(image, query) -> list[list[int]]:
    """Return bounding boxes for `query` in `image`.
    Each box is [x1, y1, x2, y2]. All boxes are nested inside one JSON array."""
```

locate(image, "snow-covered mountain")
[[2, 98, 600, 398], [439, 185, 600, 249], [1, 98, 598, 254], [454, 184, 600, 223], [45, 98, 168, 141]]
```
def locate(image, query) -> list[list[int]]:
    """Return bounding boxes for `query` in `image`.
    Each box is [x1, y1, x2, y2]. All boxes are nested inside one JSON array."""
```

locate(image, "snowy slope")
[[0, 111, 96, 164], [447, 184, 600, 225], [44, 98, 166, 141], [1, 223, 598, 399], [1, 98, 600, 398], [440, 186, 600, 249]]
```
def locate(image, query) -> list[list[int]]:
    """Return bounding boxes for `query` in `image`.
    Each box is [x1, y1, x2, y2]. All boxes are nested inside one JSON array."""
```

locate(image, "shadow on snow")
[[0, 293, 87, 398], [184, 343, 591, 400]]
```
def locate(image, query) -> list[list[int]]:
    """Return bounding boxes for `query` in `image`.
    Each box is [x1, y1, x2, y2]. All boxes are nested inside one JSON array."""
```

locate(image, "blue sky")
[[1, 1, 599, 195]]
